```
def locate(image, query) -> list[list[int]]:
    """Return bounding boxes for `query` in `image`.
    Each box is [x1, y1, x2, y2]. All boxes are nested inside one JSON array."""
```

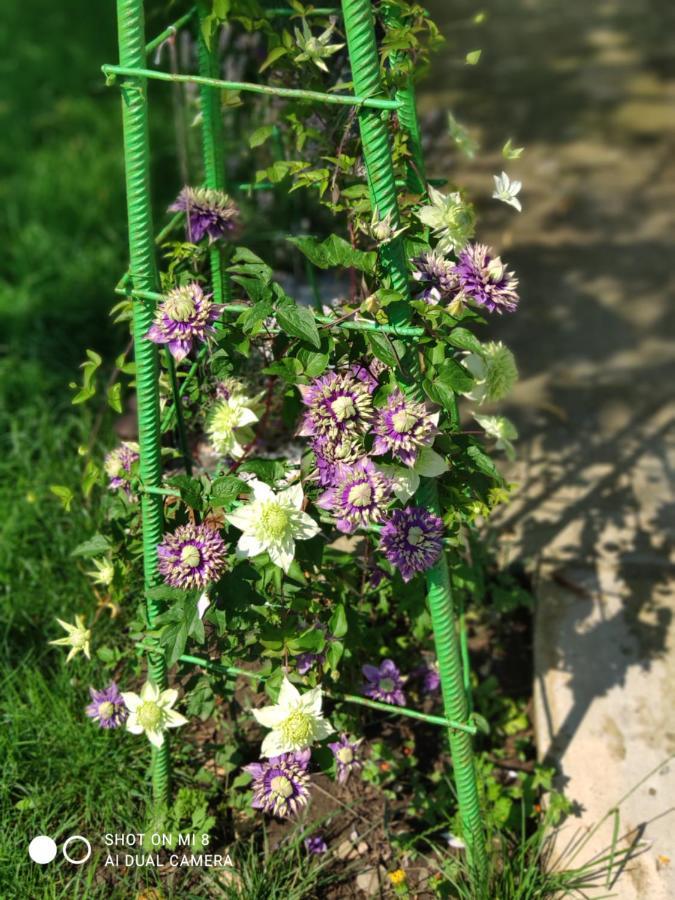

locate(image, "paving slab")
[[419, 0, 675, 893]]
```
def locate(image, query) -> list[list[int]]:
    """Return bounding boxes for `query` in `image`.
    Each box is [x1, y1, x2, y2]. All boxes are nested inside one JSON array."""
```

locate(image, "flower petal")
[[281, 482, 304, 510], [261, 729, 290, 758], [236, 533, 265, 559], [278, 676, 301, 708], [164, 709, 188, 729], [300, 685, 323, 718], [253, 704, 287, 728], [312, 717, 335, 741], [159, 688, 178, 709], [292, 511, 321, 539], [141, 681, 160, 702], [146, 729, 166, 748], [226, 505, 259, 533], [121, 692, 141, 712]]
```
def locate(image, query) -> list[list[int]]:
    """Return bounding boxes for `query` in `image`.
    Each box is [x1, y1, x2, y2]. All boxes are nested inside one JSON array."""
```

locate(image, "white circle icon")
[[62, 835, 92, 865], [28, 835, 57, 864]]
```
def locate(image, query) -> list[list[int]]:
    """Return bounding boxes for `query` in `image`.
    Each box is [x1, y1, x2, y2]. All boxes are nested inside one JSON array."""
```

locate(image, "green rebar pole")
[[197, 5, 230, 305], [115, 0, 170, 806], [340, 0, 488, 881], [381, 2, 427, 195]]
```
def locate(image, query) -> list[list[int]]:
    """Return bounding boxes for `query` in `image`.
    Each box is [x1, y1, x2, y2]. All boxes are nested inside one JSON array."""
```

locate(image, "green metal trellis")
[[111, 0, 488, 881]]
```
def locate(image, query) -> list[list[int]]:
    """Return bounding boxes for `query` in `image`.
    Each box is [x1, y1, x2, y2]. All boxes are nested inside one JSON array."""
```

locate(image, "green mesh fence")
[[110, 0, 488, 880]]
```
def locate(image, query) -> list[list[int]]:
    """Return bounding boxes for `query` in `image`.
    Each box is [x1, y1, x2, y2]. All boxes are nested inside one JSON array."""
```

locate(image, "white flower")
[[474, 414, 518, 460], [207, 394, 260, 459], [122, 681, 188, 748], [378, 447, 449, 503], [225, 479, 320, 573], [253, 675, 334, 757], [49, 615, 91, 663], [492, 171, 522, 212], [85, 557, 115, 587], [416, 185, 475, 254], [463, 342, 518, 404]]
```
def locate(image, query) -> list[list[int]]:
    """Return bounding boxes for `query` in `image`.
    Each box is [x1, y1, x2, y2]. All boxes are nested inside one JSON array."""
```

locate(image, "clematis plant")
[[122, 681, 188, 748]]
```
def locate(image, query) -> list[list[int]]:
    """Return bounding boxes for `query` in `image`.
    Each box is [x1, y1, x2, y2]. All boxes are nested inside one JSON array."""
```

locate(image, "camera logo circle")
[[28, 836, 57, 865], [62, 835, 92, 865]]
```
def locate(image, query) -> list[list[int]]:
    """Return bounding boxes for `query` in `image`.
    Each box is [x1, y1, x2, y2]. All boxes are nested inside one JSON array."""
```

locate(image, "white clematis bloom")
[[378, 447, 449, 503], [225, 479, 320, 573], [253, 676, 334, 757], [122, 681, 188, 748], [492, 171, 522, 212], [206, 393, 260, 459]]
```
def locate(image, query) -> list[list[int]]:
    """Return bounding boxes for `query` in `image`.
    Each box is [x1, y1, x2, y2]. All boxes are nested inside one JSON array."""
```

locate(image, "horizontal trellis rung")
[[174, 652, 477, 734], [145, 9, 196, 55], [102, 64, 403, 110], [115, 287, 426, 337]]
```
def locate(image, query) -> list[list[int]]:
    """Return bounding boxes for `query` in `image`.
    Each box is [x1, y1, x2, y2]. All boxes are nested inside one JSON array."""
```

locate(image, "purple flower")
[[350, 362, 380, 394], [104, 442, 139, 494], [298, 372, 373, 443], [412, 251, 460, 304], [157, 523, 228, 590], [455, 243, 519, 314], [85, 682, 128, 729], [380, 506, 444, 582], [296, 651, 324, 675], [147, 282, 223, 362], [414, 661, 441, 694], [244, 750, 311, 818], [304, 834, 328, 855], [362, 659, 406, 706], [372, 390, 439, 467], [317, 459, 391, 534], [328, 734, 363, 783], [170, 186, 239, 243], [311, 434, 363, 487]]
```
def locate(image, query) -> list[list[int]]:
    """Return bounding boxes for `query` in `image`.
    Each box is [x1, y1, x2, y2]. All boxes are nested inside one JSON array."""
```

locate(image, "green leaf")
[[467, 444, 499, 478], [466, 49, 482, 65], [209, 475, 247, 508], [366, 331, 400, 368], [107, 382, 122, 413], [168, 474, 203, 511], [249, 124, 275, 148], [259, 45, 289, 73], [297, 348, 329, 377], [288, 234, 376, 274], [49, 485, 74, 511], [329, 603, 348, 638], [438, 358, 474, 393], [228, 247, 273, 284], [71, 534, 111, 558], [447, 327, 483, 355], [275, 300, 321, 348]]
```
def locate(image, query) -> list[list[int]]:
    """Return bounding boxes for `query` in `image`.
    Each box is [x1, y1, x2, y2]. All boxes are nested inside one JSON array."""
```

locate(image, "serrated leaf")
[[275, 300, 321, 348], [168, 474, 203, 511], [209, 475, 247, 508], [259, 45, 289, 73], [467, 444, 499, 478], [296, 348, 329, 377]]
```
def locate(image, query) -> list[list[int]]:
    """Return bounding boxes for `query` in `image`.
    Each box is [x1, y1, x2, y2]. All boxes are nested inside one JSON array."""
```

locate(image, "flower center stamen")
[[337, 747, 354, 764], [270, 775, 294, 799], [347, 482, 373, 508], [407, 527, 424, 547], [379, 677, 395, 693], [165, 291, 196, 322], [392, 409, 418, 433], [98, 701, 115, 720], [331, 395, 356, 422], [180, 545, 201, 569], [280, 708, 314, 746], [259, 502, 290, 541], [137, 701, 162, 731]]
